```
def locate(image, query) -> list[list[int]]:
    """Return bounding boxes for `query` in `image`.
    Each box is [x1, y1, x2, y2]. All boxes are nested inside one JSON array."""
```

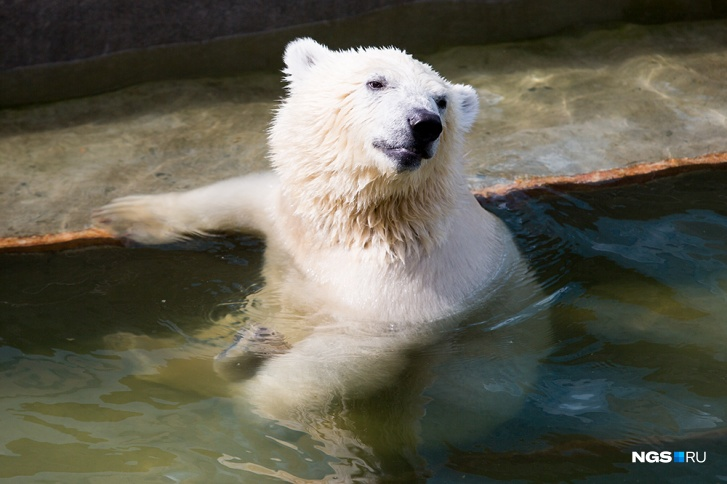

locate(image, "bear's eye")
[[436, 97, 448, 110], [367, 79, 387, 91]]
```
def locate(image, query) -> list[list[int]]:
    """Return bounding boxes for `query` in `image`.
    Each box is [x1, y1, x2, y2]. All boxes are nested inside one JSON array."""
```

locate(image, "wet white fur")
[[94, 38, 512, 325]]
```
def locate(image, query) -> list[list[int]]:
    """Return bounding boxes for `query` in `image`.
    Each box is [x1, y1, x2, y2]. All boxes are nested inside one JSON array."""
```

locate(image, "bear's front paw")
[[214, 326, 291, 381], [92, 194, 185, 244]]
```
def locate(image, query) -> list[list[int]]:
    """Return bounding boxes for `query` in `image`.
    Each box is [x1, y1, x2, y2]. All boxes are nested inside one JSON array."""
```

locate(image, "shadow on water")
[[1, 169, 727, 480]]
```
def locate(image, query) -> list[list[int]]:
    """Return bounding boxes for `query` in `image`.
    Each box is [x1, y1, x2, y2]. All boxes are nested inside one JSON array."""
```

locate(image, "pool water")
[[1, 168, 727, 482], [477, 169, 727, 482]]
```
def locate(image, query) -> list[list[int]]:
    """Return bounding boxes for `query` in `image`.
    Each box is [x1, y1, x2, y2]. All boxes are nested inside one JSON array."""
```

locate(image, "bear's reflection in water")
[[211, 238, 550, 481]]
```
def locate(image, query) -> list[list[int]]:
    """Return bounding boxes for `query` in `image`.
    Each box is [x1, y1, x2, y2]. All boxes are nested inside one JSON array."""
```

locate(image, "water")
[[2, 168, 726, 481]]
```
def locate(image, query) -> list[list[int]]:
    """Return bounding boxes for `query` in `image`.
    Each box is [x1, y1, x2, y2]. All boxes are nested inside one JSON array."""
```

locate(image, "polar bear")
[[93, 38, 549, 479], [94, 38, 509, 321]]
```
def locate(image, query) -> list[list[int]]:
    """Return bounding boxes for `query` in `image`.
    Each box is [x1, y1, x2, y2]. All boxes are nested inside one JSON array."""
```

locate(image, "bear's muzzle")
[[375, 109, 443, 173]]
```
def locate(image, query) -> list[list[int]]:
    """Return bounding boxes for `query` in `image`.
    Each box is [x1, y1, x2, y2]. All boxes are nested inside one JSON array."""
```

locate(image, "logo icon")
[[631, 451, 706, 464]]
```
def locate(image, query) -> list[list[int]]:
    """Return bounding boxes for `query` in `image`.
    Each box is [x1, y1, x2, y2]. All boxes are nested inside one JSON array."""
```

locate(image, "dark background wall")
[[1, 0, 725, 106], [1, 0, 416, 70]]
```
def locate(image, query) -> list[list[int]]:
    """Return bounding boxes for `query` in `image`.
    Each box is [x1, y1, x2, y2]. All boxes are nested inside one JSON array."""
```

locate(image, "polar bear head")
[[270, 38, 479, 179], [268, 38, 481, 256]]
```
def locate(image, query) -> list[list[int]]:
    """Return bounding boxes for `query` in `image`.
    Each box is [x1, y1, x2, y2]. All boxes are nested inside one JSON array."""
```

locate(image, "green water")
[[1, 169, 726, 481]]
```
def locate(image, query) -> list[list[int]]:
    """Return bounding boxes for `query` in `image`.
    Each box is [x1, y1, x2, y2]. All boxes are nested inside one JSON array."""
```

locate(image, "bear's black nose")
[[409, 109, 442, 144]]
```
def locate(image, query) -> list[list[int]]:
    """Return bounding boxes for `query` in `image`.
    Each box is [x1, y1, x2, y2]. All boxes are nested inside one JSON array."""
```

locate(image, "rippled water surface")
[[2, 169, 727, 481]]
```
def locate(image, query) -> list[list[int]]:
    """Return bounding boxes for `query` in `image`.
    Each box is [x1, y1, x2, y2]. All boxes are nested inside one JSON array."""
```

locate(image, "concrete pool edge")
[[474, 151, 727, 198], [1, 151, 726, 254]]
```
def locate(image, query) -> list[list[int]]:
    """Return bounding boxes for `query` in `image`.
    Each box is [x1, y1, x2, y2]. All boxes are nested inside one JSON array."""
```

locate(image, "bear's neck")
[[282, 161, 461, 262]]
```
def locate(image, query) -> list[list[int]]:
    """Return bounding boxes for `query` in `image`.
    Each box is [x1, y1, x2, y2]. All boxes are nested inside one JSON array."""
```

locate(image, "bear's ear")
[[452, 84, 480, 132], [283, 38, 331, 82]]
